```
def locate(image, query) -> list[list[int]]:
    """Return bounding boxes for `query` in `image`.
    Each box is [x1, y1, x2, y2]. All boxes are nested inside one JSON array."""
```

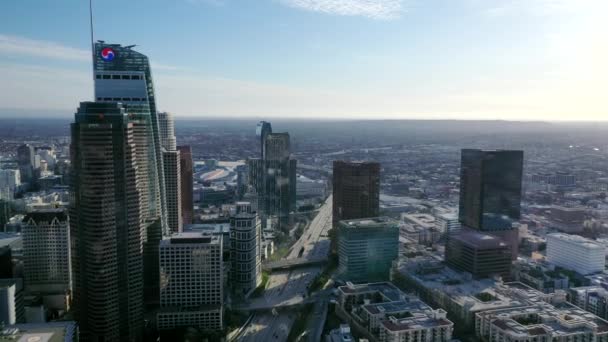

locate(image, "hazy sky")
[[0, 0, 606, 120]]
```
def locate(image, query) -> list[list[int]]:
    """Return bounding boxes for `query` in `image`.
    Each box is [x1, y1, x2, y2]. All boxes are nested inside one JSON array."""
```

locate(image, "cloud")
[[277, 0, 406, 19], [0, 34, 90, 61]]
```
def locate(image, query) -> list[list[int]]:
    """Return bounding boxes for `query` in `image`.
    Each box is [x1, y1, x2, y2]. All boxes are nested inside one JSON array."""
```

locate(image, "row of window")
[[96, 74, 143, 80], [96, 97, 146, 102]]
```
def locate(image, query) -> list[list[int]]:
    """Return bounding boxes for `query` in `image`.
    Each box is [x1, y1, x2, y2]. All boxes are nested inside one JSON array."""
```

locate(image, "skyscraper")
[[458, 149, 523, 231], [250, 122, 297, 230], [332, 161, 380, 228], [70, 102, 145, 341], [158, 112, 177, 151], [256, 121, 272, 159], [178, 146, 194, 225], [163, 150, 182, 233], [264, 133, 295, 228], [22, 209, 71, 295], [457, 149, 523, 257], [93, 42, 169, 308], [16, 144, 35, 185], [158, 112, 182, 233], [93, 42, 168, 232], [230, 202, 262, 296]]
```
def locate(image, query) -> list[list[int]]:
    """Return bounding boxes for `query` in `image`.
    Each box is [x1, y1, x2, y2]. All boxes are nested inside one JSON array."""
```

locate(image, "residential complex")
[[337, 282, 454, 342]]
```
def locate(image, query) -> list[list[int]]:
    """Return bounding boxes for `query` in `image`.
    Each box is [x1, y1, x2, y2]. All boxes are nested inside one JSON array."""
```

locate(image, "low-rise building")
[[476, 284, 608, 341], [337, 282, 453, 342], [0, 321, 78, 342]]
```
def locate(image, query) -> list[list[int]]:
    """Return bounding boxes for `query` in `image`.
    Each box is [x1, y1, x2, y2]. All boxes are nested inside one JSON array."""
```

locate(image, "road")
[[238, 195, 332, 341]]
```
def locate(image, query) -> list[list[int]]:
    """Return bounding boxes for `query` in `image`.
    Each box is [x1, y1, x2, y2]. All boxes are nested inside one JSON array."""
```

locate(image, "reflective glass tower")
[[93, 41, 168, 232], [458, 149, 523, 231]]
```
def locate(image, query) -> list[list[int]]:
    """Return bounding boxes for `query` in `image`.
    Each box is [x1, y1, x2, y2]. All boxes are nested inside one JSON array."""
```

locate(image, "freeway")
[[238, 195, 333, 341]]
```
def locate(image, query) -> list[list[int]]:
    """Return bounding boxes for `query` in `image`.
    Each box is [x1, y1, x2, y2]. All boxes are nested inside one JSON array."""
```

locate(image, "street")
[[238, 195, 333, 341]]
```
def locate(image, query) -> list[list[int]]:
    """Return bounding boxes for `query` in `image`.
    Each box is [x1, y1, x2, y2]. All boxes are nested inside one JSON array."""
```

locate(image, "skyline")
[[0, 0, 607, 121]]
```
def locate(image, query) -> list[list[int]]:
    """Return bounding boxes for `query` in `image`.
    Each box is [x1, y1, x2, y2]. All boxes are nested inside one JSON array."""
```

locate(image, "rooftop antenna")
[[89, 0, 96, 98]]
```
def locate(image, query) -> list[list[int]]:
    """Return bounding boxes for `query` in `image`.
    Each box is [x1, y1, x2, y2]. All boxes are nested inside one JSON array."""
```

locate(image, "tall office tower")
[[230, 202, 262, 296], [458, 149, 523, 256], [337, 217, 399, 283], [332, 161, 380, 228], [0, 169, 21, 201], [0, 246, 12, 278], [163, 150, 182, 233], [256, 121, 272, 159], [17, 144, 35, 184], [93, 41, 168, 233], [263, 133, 296, 229], [158, 233, 223, 331], [0, 199, 10, 232], [177, 146, 194, 225], [22, 210, 71, 294], [158, 112, 177, 151], [70, 102, 145, 341], [459, 149, 523, 230]]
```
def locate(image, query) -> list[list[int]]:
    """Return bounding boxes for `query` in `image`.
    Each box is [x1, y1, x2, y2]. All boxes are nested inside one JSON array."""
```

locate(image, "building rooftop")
[[162, 232, 220, 246], [548, 233, 605, 250], [339, 217, 398, 229], [0, 322, 77, 342], [451, 230, 509, 249], [338, 282, 402, 301]]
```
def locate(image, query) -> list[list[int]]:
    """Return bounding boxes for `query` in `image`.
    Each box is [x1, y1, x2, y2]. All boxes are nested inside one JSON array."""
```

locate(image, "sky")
[[0, 0, 606, 120]]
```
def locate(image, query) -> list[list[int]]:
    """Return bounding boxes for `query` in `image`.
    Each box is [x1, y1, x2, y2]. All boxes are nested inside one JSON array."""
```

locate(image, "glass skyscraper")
[[337, 217, 399, 283], [458, 149, 524, 231], [93, 41, 168, 233]]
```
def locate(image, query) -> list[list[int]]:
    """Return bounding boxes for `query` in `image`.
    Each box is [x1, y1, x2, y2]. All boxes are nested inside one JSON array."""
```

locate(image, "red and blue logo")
[[100, 47, 115, 62]]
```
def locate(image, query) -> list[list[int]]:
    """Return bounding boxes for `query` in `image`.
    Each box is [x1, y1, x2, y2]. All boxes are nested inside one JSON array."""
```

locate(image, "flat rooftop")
[[339, 217, 398, 229], [0, 322, 77, 342], [162, 232, 220, 245], [548, 233, 604, 250]]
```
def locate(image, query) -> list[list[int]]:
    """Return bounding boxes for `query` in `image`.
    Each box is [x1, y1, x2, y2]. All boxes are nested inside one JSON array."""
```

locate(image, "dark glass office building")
[[458, 149, 523, 231], [70, 102, 145, 341], [332, 161, 380, 229], [178, 146, 194, 226]]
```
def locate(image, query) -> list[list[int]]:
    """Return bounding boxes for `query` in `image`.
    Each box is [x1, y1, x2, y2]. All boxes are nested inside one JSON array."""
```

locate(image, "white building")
[[433, 211, 460, 235], [0, 169, 21, 200], [0, 278, 24, 325], [158, 232, 223, 330], [546, 233, 606, 275], [21, 210, 71, 306]]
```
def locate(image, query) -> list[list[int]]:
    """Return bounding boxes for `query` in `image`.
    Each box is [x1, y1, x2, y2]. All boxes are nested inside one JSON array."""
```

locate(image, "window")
[[102, 75, 111, 79], [112, 75, 121, 79]]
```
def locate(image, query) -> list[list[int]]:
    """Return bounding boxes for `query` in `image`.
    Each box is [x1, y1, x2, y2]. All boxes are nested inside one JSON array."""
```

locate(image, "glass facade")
[[94, 42, 168, 233], [459, 149, 523, 231], [337, 217, 399, 283]]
